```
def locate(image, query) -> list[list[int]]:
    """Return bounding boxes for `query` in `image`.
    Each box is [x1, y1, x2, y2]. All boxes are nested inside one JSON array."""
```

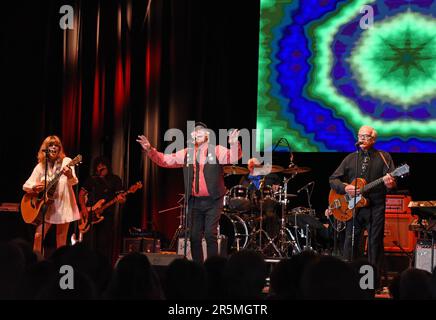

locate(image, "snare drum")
[[228, 185, 251, 212]]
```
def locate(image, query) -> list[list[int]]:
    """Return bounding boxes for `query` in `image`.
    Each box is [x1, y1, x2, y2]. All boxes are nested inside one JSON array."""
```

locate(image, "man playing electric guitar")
[[78, 156, 126, 264], [329, 126, 396, 278]]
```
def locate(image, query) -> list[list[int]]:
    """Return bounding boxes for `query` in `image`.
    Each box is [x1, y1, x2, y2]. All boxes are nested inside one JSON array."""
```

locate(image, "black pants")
[[188, 196, 223, 263], [83, 213, 115, 264], [343, 202, 385, 272]]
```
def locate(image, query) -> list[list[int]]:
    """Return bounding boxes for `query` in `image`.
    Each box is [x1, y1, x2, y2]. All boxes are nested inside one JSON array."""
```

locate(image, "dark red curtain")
[[2, 0, 261, 248]]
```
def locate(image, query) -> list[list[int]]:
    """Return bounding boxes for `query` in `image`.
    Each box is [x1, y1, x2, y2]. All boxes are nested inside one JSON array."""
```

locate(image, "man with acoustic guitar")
[[329, 126, 396, 278], [22, 135, 81, 254], [78, 156, 126, 264]]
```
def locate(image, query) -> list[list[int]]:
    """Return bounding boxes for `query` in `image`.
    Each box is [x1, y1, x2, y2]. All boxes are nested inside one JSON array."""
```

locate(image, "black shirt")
[[329, 148, 395, 204], [82, 175, 124, 207]]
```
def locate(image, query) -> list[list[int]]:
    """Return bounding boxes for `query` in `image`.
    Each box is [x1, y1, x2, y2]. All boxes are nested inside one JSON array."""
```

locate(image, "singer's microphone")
[[297, 181, 314, 193], [355, 141, 363, 146], [42, 146, 57, 153]]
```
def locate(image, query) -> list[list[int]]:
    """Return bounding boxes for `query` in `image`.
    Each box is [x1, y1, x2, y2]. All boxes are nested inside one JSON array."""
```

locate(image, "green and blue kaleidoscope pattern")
[[257, 0, 436, 152]]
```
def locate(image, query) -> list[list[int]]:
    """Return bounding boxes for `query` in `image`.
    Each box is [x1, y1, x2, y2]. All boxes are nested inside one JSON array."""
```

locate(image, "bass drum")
[[219, 214, 249, 252]]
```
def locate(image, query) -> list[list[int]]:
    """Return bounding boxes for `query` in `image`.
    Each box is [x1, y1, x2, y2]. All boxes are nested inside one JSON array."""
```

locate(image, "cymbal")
[[223, 165, 249, 175], [251, 164, 284, 176], [282, 166, 311, 175]]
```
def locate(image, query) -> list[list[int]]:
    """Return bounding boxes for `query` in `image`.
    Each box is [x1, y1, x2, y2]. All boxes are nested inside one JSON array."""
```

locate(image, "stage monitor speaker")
[[144, 253, 184, 266], [384, 213, 416, 252], [116, 252, 183, 267], [414, 239, 436, 273], [177, 236, 227, 261]]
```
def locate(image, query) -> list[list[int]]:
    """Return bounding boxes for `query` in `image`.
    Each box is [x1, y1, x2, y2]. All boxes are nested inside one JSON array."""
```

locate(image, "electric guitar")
[[21, 155, 83, 225], [328, 164, 409, 222], [78, 181, 142, 233]]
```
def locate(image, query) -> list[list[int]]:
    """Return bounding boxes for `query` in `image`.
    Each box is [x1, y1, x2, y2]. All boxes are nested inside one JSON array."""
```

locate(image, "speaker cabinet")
[[384, 213, 416, 252], [0, 210, 33, 243], [122, 237, 161, 254]]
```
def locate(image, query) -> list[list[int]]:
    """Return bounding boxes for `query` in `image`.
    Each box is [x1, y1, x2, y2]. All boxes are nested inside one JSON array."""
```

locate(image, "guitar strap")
[[378, 151, 390, 171]]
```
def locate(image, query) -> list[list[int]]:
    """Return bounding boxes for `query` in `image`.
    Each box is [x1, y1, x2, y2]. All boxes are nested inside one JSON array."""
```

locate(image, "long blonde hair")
[[37, 135, 66, 165]]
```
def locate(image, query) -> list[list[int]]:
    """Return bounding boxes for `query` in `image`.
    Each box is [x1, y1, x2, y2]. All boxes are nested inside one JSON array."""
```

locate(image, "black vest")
[[182, 145, 226, 199]]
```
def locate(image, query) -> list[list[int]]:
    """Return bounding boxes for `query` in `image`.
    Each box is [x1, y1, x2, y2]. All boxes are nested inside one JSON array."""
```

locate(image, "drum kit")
[[161, 162, 321, 258], [219, 163, 320, 258]]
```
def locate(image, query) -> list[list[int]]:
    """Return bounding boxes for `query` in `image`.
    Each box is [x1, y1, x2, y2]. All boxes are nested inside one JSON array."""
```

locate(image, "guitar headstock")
[[391, 163, 409, 178], [68, 154, 83, 167], [128, 181, 143, 194]]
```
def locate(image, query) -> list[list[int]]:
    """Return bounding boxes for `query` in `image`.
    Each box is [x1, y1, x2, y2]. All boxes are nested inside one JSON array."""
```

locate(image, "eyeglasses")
[[358, 134, 373, 140]]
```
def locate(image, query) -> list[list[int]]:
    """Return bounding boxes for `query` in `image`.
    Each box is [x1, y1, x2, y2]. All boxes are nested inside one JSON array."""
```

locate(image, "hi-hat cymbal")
[[282, 166, 311, 175], [251, 164, 284, 176], [223, 165, 249, 175]]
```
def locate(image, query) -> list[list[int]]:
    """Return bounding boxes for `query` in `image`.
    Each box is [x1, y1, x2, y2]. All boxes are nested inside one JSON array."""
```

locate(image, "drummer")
[[239, 158, 281, 194], [239, 158, 282, 236]]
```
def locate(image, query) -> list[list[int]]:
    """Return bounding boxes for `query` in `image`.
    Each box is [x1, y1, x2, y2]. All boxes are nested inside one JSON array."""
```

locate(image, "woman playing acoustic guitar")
[[22, 135, 81, 255]]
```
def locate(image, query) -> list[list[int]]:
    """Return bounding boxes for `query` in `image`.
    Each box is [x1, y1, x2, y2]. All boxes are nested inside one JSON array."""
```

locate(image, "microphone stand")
[[351, 145, 360, 262], [183, 143, 194, 259], [304, 182, 315, 251], [41, 149, 50, 256], [71, 166, 83, 245]]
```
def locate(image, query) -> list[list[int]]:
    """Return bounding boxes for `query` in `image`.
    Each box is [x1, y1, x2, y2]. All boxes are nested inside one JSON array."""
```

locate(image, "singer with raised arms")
[[328, 125, 396, 283], [137, 122, 242, 262]]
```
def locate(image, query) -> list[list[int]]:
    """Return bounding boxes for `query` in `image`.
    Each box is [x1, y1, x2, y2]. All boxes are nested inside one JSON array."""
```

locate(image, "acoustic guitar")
[[78, 181, 142, 233], [328, 164, 409, 222], [21, 155, 83, 225]]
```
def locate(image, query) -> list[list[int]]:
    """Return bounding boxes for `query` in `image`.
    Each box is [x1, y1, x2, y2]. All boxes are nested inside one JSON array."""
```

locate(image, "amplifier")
[[0, 207, 33, 243], [177, 236, 227, 261], [385, 195, 411, 214], [414, 239, 436, 273], [122, 237, 161, 254], [384, 213, 416, 252]]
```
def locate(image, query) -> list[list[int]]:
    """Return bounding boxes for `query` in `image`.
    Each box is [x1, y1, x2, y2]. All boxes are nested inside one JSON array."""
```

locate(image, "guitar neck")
[[41, 155, 82, 196], [99, 191, 129, 212], [100, 197, 119, 211], [46, 169, 64, 193], [361, 176, 385, 194]]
